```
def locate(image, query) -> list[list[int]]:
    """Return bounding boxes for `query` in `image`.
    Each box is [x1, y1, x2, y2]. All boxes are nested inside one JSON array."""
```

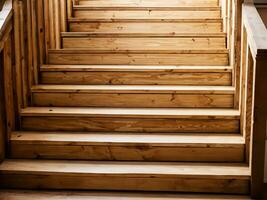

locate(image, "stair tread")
[[11, 131, 244, 146], [32, 85, 235, 94], [0, 190, 252, 200], [41, 65, 233, 72], [48, 49, 229, 54], [0, 159, 250, 178], [75, 0, 219, 8], [73, 5, 221, 10], [68, 18, 222, 22], [21, 107, 240, 119], [61, 32, 227, 38]]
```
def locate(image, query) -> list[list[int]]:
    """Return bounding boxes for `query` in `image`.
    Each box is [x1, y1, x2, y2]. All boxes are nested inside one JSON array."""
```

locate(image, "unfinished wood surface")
[[73, 9, 221, 20], [31, 85, 234, 108], [76, 0, 219, 7], [0, 51, 5, 162], [0, 159, 250, 193], [69, 20, 223, 33], [40, 65, 232, 86], [20, 107, 240, 133], [47, 50, 229, 66], [0, 190, 253, 200], [62, 36, 226, 50], [10, 131, 245, 162]]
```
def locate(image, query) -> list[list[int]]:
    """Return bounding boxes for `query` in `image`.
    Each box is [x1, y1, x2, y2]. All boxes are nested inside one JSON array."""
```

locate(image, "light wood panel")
[[10, 132, 245, 162], [40, 65, 232, 86], [0, 159, 250, 193], [77, 0, 219, 7], [69, 20, 223, 33], [47, 50, 229, 66], [62, 36, 226, 50], [20, 107, 240, 133], [73, 9, 221, 20], [0, 190, 253, 200], [31, 85, 234, 108]]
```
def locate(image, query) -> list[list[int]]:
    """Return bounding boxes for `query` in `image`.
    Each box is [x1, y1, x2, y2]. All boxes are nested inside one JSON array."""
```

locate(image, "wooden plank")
[[0, 50, 6, 162], [73, 9, 221, 20], [0, 190, 253, 200], [47, 50, 229, 66], [62, 37, 226, 50], [31, 85, 234, 108], [69, 20, 223, 33], [40, 65, 233, 86], [3, 33, 15, 136], [77, 0, 220, 7], [10, 132, 245, 162], [0, 159, 249, 193], [20, 107, 240, 133]]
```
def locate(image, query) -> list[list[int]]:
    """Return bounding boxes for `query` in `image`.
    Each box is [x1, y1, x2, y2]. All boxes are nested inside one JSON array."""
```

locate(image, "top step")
[[76, 0, 219, 8]]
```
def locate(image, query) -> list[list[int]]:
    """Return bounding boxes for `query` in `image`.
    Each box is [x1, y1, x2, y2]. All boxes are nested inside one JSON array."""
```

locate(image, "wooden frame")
[[0, 0, 14, 163], [240, 3, 267, 198]]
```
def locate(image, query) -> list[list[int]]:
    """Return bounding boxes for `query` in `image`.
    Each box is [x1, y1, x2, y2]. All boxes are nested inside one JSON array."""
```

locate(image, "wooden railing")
[[0, 0, 266, 197], [0, 0, 14, 163], [240, 3, 267, 198]]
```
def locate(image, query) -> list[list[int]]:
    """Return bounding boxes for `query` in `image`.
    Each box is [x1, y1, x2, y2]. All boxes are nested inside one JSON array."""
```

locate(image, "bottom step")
[[0, 159, 250, 194], [0, 190, 252, 200]]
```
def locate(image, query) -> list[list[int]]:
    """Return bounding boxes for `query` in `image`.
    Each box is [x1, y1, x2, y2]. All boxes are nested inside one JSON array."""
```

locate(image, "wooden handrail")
[[243, 4, 267, 56], [240, 2, 267, 198], [0, 0, 14, 164]]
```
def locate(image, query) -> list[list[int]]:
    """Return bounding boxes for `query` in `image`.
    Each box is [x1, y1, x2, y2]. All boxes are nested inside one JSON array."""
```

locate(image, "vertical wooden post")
[[67, 0, 73, 19], [0, 51, 6, 163], [3, 34, 16, 142], [250, 55, 267, 198], [233, 0, 244, 109]]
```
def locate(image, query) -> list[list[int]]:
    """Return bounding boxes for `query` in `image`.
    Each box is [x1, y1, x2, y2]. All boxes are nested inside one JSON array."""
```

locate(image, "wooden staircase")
[[0, 0, 251, 195]]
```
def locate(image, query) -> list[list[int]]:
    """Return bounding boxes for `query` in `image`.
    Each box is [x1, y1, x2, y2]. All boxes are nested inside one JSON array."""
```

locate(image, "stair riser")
[[73, 10, 221, 20], [10, 143, 245, 162], [21, 117, 240, 133], [62, 37, 226, 50], [32, 93, 234, 108], [40, 71, 232, 86], [0, 174, 249, 194], [48, 53, 229, 66], [69, 22, 222, 33], [77, 0, 219, 7]]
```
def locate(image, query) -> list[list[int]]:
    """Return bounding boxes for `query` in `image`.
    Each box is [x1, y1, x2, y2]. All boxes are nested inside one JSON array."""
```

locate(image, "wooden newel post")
[[251, 55, 267, 198]]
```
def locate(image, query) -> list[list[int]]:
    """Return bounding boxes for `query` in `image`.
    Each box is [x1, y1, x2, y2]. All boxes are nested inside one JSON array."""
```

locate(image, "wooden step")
[[20, 107, 240, 133], [68, 19, 223, 33], [0, 159, 250, 193], [10, 131, 245, 162], [40, 65, 233, 86], [61, 33, 226, 50], [73, 8, 221, 20], [0, 190, 252, 200], [76, 0, 219, 8], [47, 49, 229, 66], [31, 85, 235, 108]]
